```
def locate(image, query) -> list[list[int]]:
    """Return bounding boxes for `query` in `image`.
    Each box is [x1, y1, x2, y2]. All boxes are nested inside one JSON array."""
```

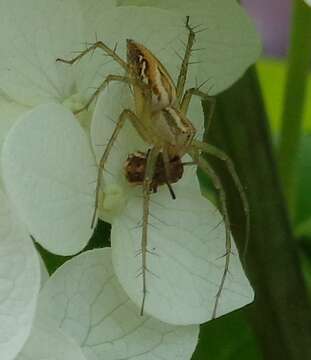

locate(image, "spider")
[[57, 17, 249, 318]]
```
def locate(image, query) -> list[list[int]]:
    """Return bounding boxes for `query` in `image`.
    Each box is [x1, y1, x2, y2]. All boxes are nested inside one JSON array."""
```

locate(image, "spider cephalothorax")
[[127, 39, 176, 111]]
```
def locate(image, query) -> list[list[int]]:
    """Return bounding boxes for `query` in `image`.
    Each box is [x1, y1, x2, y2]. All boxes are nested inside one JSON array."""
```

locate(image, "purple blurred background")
[[241, 0, 292, 57]]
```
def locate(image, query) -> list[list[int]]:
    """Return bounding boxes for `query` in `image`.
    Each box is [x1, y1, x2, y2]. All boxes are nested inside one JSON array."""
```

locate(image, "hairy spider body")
[[57, 17, 249, 319]]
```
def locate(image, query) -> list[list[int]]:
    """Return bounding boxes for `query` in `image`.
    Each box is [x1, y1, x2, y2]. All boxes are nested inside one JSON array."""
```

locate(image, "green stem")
[[203, 67, 311, 359], [278, 0, 311, 217]]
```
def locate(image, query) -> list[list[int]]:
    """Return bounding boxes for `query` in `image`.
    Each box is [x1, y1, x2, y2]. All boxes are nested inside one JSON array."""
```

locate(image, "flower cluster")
[[0, 0, 260, 359]]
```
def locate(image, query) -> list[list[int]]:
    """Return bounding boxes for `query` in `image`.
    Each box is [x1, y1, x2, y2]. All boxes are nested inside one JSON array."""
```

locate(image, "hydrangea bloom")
[[0, 1, 260, 355]]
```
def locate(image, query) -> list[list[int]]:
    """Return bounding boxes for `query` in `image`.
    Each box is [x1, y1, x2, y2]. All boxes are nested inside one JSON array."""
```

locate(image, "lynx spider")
[[57, 17, 250, 318]]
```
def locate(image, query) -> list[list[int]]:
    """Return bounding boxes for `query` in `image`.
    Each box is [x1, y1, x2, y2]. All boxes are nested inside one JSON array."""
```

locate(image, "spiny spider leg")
[[91, 109, 151, 228], [75, 75, 130, 114], [180, 87, 216, 134], [57, 40, 155, 116], [176, 16, 196, 102], [192, 139, 250, 260], [140, 147, 160, 315], [189, 148, 231, 319], [56, 40, 128, 71]]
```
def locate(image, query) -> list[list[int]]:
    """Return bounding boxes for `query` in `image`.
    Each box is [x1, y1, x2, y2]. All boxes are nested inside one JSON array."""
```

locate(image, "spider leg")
[[140, 146, 160, 315], [180, 87, 216, 134], [57, 41, 152, 115], [56, 40, 128, 71], [91, 109, 151, 228], [189, 147, 231, 319], [176, 16, 196, 102], [192, 140, 250, 261], [74, 75, 131, 114]]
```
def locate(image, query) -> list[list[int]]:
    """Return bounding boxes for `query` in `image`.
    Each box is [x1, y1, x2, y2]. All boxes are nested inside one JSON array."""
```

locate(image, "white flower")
[[304, 0, 311, 6], [1, 0, 259, 328], [18, 248, 199, 360]]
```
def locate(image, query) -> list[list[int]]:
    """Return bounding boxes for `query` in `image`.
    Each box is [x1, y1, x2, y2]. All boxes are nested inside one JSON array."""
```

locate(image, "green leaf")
[[276, 0, 311, 213], [257, 60, 311, 134], [295, 135, 311, 227], [297, 219, 311, 239], [192, 308, 261, 360]]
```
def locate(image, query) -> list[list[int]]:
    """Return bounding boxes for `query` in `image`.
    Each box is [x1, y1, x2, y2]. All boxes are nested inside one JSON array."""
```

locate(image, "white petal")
[[196, 0, 262, 94], [112, 184, 254, 325], [17, 315, 86, 360], [304, 0, 311, 6], [0, 190, 41, 360], [77, 0, 117, 24], [117, 1, 261, 94], [0, 0, 86, 105], [38, 248, 199, 360], [1, 103, 96, 255]]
